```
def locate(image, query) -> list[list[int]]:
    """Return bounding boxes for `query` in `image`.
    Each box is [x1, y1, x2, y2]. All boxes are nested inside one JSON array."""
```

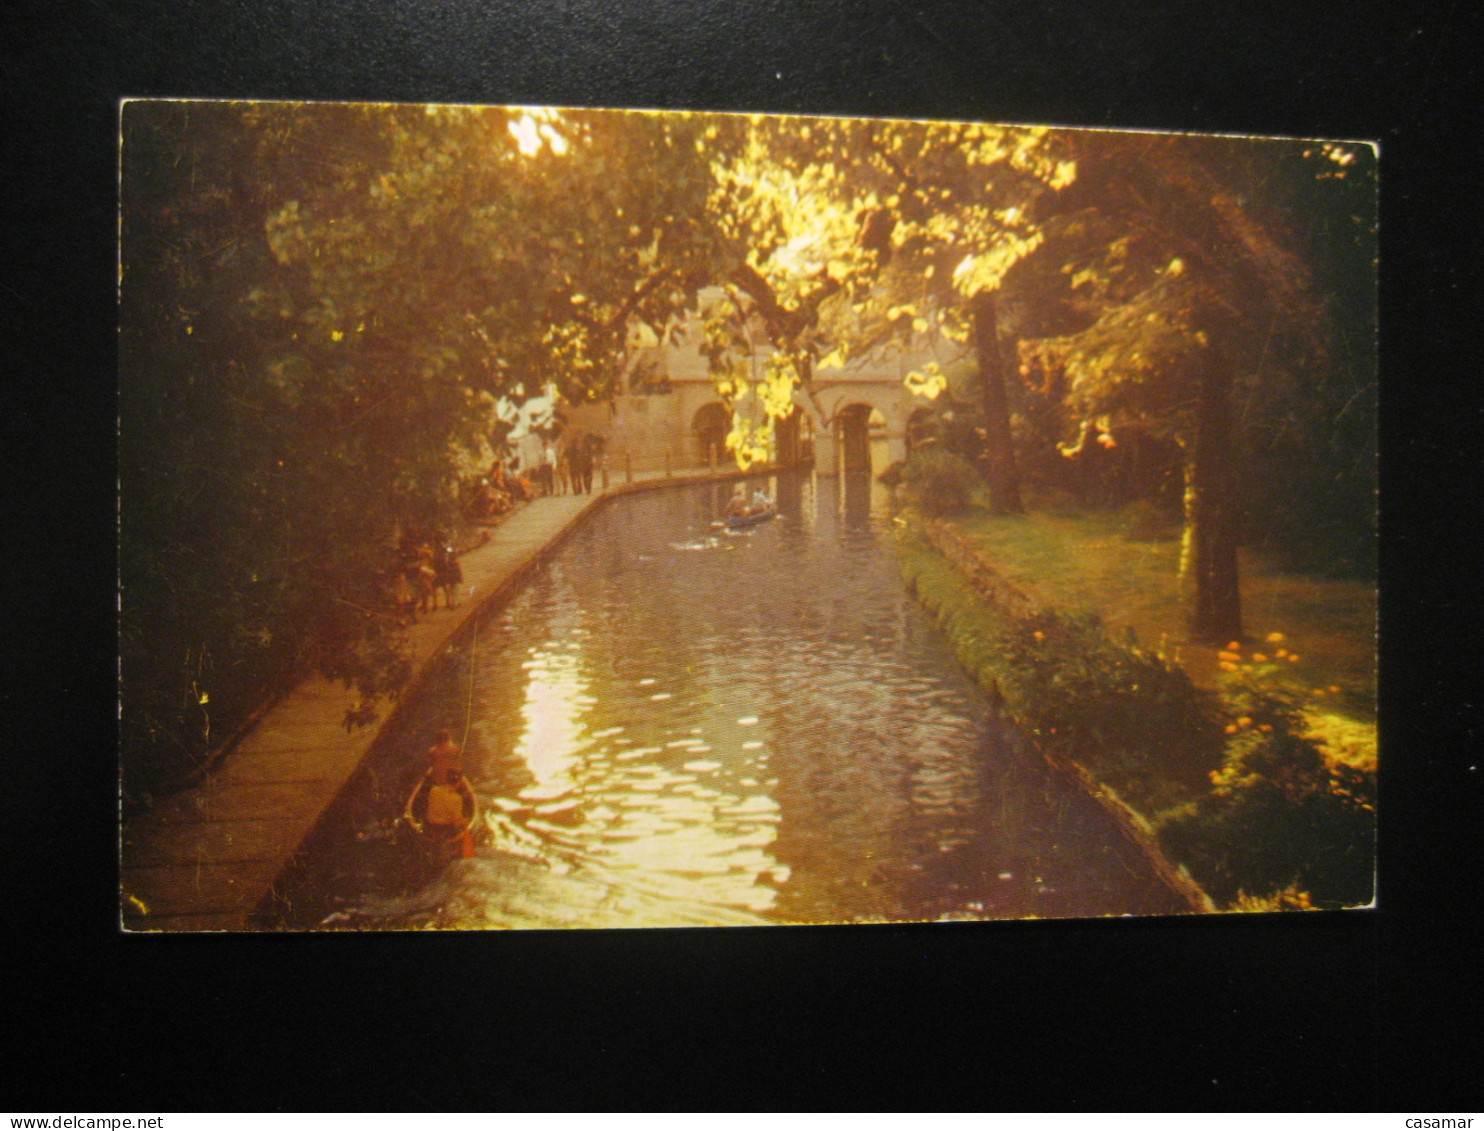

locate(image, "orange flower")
[[1252, 653, 1269, 663], [1266, 632, 1286, 644]]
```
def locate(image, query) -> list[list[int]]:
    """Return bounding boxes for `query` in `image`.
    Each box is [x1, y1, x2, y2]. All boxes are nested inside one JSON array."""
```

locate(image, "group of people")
[[465, 457, 536, 521], [564, 432, 604, 496], [462, 433, 608, 522], [389, 534, 462, 624]]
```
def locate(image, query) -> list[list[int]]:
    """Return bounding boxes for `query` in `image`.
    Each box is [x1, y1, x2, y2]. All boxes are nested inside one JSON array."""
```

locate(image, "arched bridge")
[[566, 299, 971, 477]]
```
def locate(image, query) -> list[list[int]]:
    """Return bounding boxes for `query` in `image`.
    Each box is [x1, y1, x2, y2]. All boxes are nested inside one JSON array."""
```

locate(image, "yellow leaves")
[[331, 329, 344, 342], [816, 346, 846, 371], [1050, 160, 1077, 190], [904, 362, 947, 401], [725, 417, 772, 469], [951, 230, 1045, 296], [508, 109, 570, 157]]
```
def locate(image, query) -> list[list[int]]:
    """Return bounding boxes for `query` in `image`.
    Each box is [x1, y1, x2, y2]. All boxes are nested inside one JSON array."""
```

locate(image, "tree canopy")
[[120, 101, 728, 797], [119, 102, 1375, 798]]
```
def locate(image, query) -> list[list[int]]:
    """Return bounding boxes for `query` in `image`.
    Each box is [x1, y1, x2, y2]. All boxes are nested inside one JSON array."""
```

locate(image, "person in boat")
[[750, 487, 771, 514], [725, 486, 750, 519], [426, 728, 462, 785], [420, 729, 475, 858]]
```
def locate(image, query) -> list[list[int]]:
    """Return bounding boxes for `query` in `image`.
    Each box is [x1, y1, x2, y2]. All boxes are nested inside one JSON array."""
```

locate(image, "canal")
[[263, 470, 1188, 929]]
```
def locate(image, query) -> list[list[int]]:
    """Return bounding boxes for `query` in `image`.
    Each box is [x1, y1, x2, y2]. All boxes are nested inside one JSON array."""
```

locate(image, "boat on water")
[[401, 770, 478, 860], [726, 504, 777, 529]]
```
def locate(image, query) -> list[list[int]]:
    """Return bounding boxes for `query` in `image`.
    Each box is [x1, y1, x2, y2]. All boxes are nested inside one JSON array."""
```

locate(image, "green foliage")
[[994, 608, 1225, 806], [1157, 674, 1376, 908], [118, 102, 730, 800], [900, 519, 1373, 908], [899, 448, 979, 516], [704, 117, 1076, 466], [896, 525, 1225, 816], [1008, 135, 1376, 579]]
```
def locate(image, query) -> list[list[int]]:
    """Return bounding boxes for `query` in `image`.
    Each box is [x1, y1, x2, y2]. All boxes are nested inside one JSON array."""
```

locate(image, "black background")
[[4, 0, 1479, 1113]]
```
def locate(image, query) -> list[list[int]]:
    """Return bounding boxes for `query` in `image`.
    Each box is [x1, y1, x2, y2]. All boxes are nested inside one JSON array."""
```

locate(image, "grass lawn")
[[950, 495, 1377, 767]]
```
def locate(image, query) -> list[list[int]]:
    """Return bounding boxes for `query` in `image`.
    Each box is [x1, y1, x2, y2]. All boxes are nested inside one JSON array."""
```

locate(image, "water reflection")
[[270, 469, 1186, 929]]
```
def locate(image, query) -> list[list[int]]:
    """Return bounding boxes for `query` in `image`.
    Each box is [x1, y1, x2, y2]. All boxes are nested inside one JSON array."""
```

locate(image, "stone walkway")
[[120, 466, 760, 931]]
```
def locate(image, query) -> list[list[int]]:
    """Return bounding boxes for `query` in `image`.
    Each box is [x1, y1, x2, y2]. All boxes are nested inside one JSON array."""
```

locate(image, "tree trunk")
[[970, 290, 1024, 514], [1183, 345, 1243, 644]]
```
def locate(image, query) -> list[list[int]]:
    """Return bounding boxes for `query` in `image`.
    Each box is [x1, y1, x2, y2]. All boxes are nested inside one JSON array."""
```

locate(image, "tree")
[[119, 102, 726, 798], [1013, 132, 1372, 641], [701, 116, 1075, 501]]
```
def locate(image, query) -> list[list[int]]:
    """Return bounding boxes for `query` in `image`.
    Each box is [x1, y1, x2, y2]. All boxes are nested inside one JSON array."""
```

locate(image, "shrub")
[[901, 447, 978, 516], [896, 527, 1225, 816], [1157, 676, 1376, 908], [995, 608, 1226, 806]]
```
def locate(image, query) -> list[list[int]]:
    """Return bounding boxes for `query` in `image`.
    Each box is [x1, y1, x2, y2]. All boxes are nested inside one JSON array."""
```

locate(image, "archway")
[[905, 407, 935, 457], [835, 403, 886, 474], [691, 402, 730, 469]]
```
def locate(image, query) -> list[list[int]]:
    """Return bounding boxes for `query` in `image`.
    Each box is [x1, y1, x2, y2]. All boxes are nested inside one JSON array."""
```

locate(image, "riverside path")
[[119, 466, 762, 931]]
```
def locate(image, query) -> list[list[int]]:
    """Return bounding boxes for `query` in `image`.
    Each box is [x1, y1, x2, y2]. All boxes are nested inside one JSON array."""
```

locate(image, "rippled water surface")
[[270, 471, 1186, 929]]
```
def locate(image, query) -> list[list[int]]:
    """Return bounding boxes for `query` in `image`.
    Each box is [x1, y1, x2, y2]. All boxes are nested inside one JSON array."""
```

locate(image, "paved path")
[[120, 466, 761, 931]]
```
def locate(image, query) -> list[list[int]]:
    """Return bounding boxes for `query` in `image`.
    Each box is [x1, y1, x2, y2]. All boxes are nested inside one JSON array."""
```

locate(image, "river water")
[[266, 471, 1186, 929]]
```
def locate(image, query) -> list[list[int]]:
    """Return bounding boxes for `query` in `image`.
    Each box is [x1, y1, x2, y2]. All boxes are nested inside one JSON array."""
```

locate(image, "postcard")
[[118, 100, 1376, 930]]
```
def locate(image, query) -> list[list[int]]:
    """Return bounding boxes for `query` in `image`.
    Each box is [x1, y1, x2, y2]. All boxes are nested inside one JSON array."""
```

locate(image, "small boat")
[[726, 504, 777, 529], [402, 770, 478, 860]]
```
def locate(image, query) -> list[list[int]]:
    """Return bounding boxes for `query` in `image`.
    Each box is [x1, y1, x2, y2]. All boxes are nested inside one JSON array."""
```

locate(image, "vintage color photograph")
[[118, 100, 1377, 931]]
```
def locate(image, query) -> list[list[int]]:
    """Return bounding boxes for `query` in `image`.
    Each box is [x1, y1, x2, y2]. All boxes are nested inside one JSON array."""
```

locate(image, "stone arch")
[[691, 402, 730, 468], [906, 406, 936, 457], [834, 402, 881, 474]]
